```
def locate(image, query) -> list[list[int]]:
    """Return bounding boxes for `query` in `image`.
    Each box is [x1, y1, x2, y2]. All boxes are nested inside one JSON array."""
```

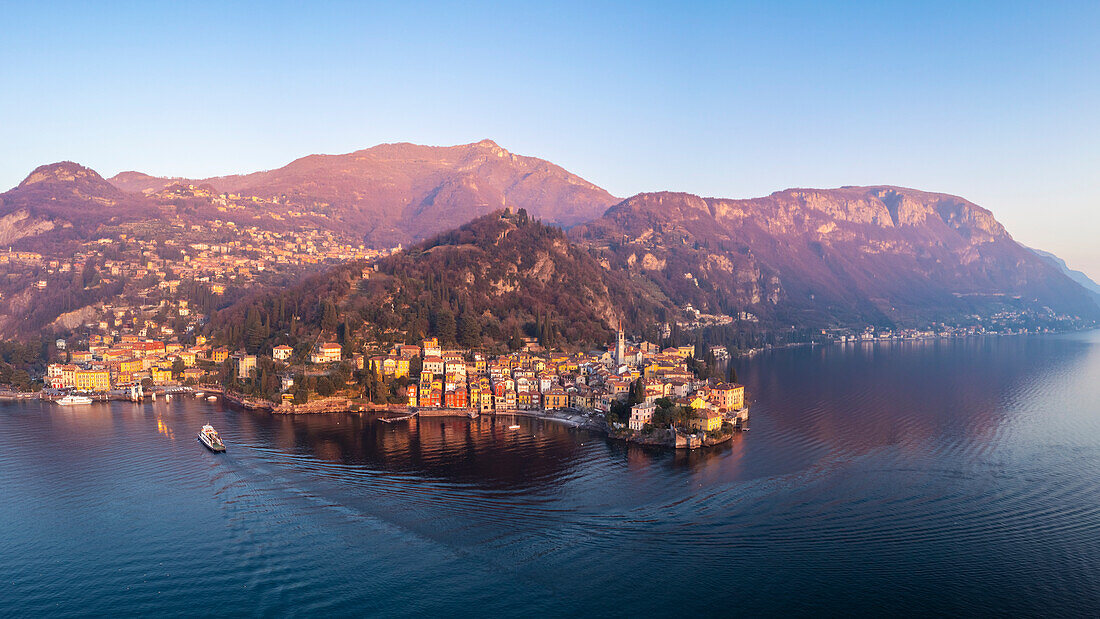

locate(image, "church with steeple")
[[615, 317, 626, 367]]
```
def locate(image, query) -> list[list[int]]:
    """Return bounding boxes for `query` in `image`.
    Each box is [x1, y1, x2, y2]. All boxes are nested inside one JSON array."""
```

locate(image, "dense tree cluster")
[[206, 211, 674, 354]]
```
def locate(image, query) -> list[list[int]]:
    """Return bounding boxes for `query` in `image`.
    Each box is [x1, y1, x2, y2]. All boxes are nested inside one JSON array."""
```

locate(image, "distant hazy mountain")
[[108, 140, 619, 247], [573, 187, 1100, 327], [1030, 248, 1100, 308]]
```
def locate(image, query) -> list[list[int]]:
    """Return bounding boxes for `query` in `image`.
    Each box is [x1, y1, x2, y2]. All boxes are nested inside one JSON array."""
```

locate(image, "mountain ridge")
[[572, 187, 1099, 327], [0, 161, 154, 249], [106, 140, 619, 246], [1030, 248, 1100, 309], [1, 143, 1096, 334]]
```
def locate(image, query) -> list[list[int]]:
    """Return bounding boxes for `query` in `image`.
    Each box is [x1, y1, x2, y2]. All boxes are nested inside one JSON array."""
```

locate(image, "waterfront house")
[[629, 402, 656, 431], [151, 367, 173, 385], [708, 382, 745, 411], [181, 368, 205, 383], [544, 387, 569, 410], [692, 410, 723, 433], [232, 354, 257, 380], [75, 368, 111, 391]]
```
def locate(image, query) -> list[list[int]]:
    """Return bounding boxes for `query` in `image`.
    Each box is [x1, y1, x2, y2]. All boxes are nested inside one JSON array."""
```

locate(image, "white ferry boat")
[[197, 424, 226, 452], [56, 394, 93, 405]]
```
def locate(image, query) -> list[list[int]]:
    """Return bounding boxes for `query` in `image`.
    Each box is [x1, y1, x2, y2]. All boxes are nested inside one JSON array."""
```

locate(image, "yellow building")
[[75, 369, 111, 391], [61, 365, 78, 388], [479, 391, 494, 412], [692, 410, 723, 432], [709, 383, 745, 410], [370, 355, 409, 378], [182, 368, 205, 383], [151, 367, 173, 384], [544, 389, 569, 410], [212, 348, 229, 363]]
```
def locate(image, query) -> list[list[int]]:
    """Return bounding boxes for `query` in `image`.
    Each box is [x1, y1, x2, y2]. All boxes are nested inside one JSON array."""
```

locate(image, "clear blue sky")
[[2, 1, 1098, 277]]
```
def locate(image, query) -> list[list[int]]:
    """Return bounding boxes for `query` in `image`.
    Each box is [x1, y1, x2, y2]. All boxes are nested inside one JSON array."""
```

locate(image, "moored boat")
[[197, 424, 226, 452], [56, 394, 94, 405]]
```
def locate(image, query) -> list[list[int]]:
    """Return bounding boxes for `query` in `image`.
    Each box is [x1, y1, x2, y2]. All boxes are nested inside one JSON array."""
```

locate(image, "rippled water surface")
[[3, 332, 1100, 616]]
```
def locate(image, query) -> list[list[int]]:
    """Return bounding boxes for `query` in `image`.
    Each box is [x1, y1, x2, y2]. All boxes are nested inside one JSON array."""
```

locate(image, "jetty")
[[379, 412, 417, 424]]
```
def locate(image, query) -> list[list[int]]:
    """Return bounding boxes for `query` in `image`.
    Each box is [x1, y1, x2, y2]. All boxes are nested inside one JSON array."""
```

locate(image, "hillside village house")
[[272, 345, 293, 361], [310, 342, 342, 364], [421, 337, 442, 358], [422, 356, 445, 376]]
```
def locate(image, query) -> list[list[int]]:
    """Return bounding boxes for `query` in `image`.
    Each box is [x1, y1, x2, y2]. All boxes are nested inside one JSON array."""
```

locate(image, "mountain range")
[[573, 188, 1100, 327], [107, 140, 617, 247], [2, 140, 1097, 336]]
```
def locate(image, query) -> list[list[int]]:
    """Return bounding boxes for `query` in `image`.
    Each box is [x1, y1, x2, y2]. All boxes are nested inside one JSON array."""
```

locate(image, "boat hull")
[[197, 435, 226, 452]]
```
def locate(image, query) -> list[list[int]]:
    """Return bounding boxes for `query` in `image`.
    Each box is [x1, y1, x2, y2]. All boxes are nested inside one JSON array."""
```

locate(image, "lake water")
[[3, 332, 1100, 616]]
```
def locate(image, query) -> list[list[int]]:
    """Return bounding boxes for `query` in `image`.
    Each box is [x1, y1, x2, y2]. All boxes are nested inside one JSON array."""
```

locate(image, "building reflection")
[[255, 412, 589, 490]]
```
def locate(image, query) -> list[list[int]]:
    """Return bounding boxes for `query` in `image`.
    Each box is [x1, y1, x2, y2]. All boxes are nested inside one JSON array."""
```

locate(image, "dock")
[[379, 412, 417, 424]]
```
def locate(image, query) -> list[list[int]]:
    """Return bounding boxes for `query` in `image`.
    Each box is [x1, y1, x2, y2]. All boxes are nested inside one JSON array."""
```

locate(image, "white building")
[[629, 402, 656, 431], [310, 342, 342, 364]]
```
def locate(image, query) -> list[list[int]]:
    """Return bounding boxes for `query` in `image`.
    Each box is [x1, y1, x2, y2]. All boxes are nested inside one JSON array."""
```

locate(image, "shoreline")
[[220, 391, 612, 433], [13, 386, 742, 450]]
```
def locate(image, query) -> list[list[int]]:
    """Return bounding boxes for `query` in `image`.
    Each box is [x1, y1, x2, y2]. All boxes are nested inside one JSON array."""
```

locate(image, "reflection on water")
[[3, 332, 1100, 616]]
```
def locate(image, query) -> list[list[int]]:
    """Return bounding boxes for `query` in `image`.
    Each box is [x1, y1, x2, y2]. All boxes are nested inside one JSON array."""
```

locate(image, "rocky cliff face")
[[109, 140, 618, 246], [573, 187, 1100, 327]]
